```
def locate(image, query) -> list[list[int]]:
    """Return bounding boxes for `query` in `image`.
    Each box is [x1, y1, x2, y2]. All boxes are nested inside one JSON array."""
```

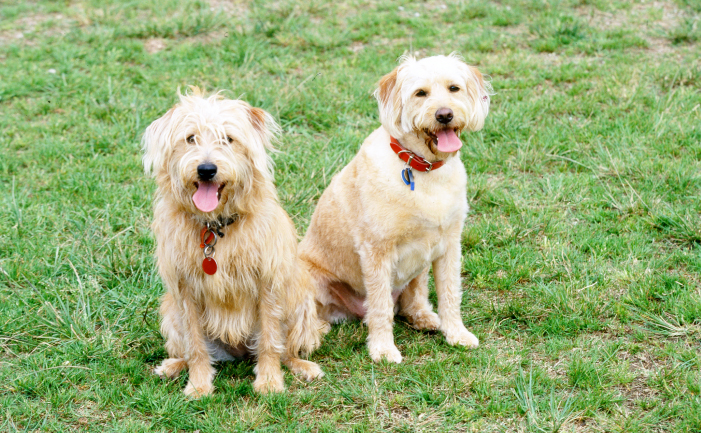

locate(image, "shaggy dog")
[[299, 55, 491, 363], [142, 88, 326, 396]]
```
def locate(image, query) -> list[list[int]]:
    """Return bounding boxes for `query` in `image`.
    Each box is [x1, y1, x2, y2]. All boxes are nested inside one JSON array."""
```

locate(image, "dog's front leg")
[[433, 225, 479, 348], [253, 281, 285, 393], [360, 245, 402, 363], [178, 290, 216, 398]]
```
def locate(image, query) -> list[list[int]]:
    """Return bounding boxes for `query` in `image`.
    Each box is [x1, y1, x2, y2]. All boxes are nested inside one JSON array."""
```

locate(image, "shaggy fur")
[[143, 88, 326, 396], [299, 55, 491, 363]]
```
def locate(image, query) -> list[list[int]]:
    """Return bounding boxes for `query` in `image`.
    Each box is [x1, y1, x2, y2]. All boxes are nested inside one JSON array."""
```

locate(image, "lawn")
[[1, 0, 700, 431]]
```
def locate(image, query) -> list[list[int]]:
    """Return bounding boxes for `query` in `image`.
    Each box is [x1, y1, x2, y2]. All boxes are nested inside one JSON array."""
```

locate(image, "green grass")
[[1, 0, 700, 431]]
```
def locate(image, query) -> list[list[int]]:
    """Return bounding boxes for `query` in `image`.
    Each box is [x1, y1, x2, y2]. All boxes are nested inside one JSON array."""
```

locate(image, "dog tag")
[[401, 167, 415, 191], [202, 257, 217, 275]]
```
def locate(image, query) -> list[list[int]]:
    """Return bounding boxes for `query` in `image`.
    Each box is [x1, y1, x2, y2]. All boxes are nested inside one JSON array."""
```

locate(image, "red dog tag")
[[202, 257, 217, 275]]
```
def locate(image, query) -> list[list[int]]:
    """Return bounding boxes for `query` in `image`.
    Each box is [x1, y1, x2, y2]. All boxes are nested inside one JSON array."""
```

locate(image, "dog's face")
[[142, 89, 278, 216], [374, 54, 491, 154]]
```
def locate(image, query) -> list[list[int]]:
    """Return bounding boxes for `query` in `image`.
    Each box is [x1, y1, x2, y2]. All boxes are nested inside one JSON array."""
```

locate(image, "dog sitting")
[[142, 88, 326, 396], [299, 54, 491, 363]]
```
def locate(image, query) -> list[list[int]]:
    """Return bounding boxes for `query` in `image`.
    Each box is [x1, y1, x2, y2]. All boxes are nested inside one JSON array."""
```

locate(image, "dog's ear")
[[245, 105, 280, 183], [374, 67, 403, 137], [376, 67, 398, 102], [247, 107, 279, 151], [142, 107, 176, 176], [463, 65, 492, 132]]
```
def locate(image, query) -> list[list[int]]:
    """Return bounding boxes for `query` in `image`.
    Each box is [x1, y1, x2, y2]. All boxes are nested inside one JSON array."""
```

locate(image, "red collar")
[[389, 137, 445, 172]]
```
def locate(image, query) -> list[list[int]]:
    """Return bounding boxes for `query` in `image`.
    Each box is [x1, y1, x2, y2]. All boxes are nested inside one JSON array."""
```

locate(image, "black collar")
[[200, 214, 239, 238]]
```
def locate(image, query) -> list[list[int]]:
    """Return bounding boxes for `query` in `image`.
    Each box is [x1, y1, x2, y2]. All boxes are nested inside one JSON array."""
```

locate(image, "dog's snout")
[[197, 163, 218, 181], [435, 108, 454, 124]]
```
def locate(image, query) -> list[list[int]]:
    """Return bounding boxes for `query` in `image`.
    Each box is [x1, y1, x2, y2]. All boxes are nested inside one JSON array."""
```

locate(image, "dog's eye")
[[186, 135, 195, 144], [415, 89, 427, 97], [227, 136, 234, 144], [449, 85, 460, 92]]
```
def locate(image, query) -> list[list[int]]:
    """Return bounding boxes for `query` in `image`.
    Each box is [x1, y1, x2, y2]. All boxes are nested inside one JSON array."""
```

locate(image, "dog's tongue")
[[193, 182, 220, 212], [436, 129, 462, 153]]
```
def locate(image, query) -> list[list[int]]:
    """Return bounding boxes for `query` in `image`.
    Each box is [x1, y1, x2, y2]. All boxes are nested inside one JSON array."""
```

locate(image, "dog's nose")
[[197, 163, 217, 181], [435, 108, 454, 124]]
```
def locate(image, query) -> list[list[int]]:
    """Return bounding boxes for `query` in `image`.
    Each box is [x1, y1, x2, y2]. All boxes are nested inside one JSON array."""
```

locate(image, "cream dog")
[[300, 55, 491, 363], [143, 88, 326, 396]]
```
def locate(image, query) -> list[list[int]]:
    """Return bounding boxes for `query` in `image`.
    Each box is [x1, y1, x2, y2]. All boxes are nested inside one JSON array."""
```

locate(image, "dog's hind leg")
[[399, 267, 441, 331], [282, 356, 324, 382], [282, 327, 324, 382], [154, 358, 188, 379], [302, 259, 350, 324], [282, 286, 326, 382]]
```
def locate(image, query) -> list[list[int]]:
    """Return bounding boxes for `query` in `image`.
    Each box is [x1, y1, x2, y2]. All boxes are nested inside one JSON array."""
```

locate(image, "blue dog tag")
[[401, 167, 415, 191]]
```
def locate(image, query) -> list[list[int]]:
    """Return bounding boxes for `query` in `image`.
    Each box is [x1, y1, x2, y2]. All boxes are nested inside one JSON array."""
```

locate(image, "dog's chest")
[[390, 188, 467, 287], [160, 230, 262, 302], [193, 239, 262, 340], [413, 185, 466, 225], [195, 242, 261, 297], [393, 232, 447, 286]]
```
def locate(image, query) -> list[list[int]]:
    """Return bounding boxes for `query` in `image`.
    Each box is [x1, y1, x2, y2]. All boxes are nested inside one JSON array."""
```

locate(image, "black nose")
[[435, 107, 454, 124], [197, 163, 217, 181]]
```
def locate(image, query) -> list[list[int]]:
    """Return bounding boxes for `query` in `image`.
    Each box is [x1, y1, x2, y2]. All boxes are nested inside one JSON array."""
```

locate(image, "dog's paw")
[[443, 327, 479, 348], [253, 373, 285, 394], [319, 319, 332, 336], [297, 363, 324, 382], [183, 381, 214, 398], [368, 342, 403, 364], [285, 359, 324, 382], [408, 310, 441, 331], [154, 358, 187, 379]]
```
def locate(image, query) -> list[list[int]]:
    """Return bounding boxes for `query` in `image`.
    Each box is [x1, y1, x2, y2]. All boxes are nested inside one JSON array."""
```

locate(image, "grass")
[[1, 0, 700, 431]]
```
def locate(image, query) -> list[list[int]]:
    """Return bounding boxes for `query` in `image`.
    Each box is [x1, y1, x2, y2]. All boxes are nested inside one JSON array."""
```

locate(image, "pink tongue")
[[436, 129, 462, 153], [193, 182, 220, 212]]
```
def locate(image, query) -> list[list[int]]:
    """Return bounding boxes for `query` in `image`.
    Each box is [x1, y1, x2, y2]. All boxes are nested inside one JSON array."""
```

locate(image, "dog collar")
[[390, 137, 446, 191], [389, 136, 446, 173], [198, 214, 239, 275], [197, 214, 239, 236]]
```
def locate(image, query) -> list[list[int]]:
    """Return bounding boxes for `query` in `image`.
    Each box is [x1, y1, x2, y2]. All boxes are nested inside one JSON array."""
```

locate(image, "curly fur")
[[143, 88, 327, 396], [300, 55, 490, 363]]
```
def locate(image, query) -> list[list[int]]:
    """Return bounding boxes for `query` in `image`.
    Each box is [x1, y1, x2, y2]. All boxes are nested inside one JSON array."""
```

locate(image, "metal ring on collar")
[[203, 229, 218, 247]]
